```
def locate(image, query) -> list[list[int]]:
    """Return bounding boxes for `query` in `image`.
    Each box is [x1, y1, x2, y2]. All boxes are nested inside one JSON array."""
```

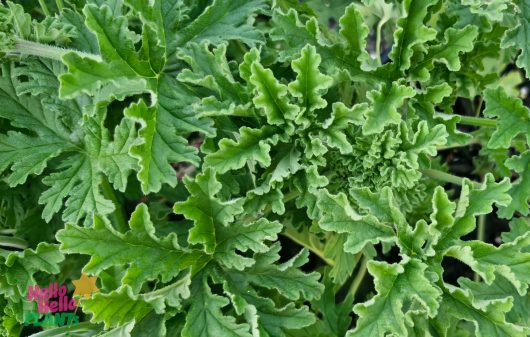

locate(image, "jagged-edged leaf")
[[437, 284, 528, 337], [412, 26, 479, 79], [125, 98, 199, 193], [59, 2, 214, 193], [483, 87, 530, 149], [215, 218, 282, 270], [449, 232, 530, 295], [348, 258, 442, 337], [82, 286, 164, 329], [177, 42, 247, 103], [228, 246, 323, 302], [362, 82, 415, 135], [56, 204, 202, 292], [2, 243, 63, 297], [203, 126, 273, 174], [501, 0, 530, 79], [460, 275, 530, 327], [0, 63, 76, 186], [174, 0, 266, 47], [389, 0, 437, 72], [174, 168, 245, 254], [251, 61, 299, 125], [183, 275, 252, 337], [499, 150, 530, 218], [317, 189, 394, 254], [339, 4, 370, 66], [288, 44, 332, 124], [432, 174, 511, 253]]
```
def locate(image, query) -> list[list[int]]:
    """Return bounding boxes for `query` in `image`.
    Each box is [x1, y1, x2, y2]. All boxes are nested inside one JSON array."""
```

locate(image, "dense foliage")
[[1, 0, 530, 336]]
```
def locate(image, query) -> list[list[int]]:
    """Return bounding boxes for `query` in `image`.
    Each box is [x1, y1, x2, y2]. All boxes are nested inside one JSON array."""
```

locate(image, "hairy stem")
[[56, 0, 65, 12], [101, 179, 128, 233], [38, 0, 51, 16], [474, 97, 484, 117], [455, 114, 497, 128], [262, 190, 300, 215], [0, 235, 28, 250], [375, 20, 384, 66], [474, 214, 486, 281], [347, 255, 368, 300], [421, 169, 481, 188], [282, 224, 335, 266], [9, 39, 102, 62], [0, 229, 16, 235], [437, 138, 480, 151]]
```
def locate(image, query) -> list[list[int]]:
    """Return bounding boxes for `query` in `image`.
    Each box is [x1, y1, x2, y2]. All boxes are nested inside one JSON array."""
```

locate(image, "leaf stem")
[[0, 229, 16, 235], [38, 0, 51, 16], [474, 214, 486, 281], [56, 0, 65, 12], [474, 97, 484, 117], [100, 179, 128, 233], [437, 138, 480, 151], [8, 39, 102, 62], [375, 20, 384, 66], [0, 235, 28, 250], [421, 169, 481, 188], [346, 254, 368, 300], [262, 190, 300, 215], [282, 224, 335, 266], [458, 115, 497, 128]]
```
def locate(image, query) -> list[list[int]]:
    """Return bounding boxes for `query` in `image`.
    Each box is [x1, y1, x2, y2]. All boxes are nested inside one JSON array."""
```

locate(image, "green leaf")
[[82, 286, 164, 329], [125, 98, 199, 193], [501, 0, 530, 79], [228, 246, 324, 301], [339, 4, 370, 66], [3, 243, 64, 297], [59, 2, 213, 193], [412, 26, 479, 79], [0, 63, 77, 187], [203, 126, 273, 174], [288, 44, 332, 124], [449, 232, 530, 296], [498, 150, 530, 218], [362, 82, 415, 135], [216, 218, 282, 270], [174, 168, 245, 254], [389, 0, 438, 72], [251, 61, 299, 125], [437, 284, 528, 337], [317, 189, 394, 254], [483, 87, 530, 149], [183, 274, 252, 337], [175, 0, 266, 47], [56, 204, 202, 292], [348, 258, 442, 337]]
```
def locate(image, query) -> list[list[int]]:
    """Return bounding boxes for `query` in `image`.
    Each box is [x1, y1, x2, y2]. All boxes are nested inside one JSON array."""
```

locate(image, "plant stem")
[[100, 179, 128, 233], [262, 190, 300, 215], [9, 39, 102, 62], [375, 20, 384, 66], [474, 97, 484, 117], [437, 139, 480, 151], [0, 235, 28, 250], [56, 0, 65, 12], [421, 169, 481, 188], [474, 214, 486, 281], [347, 255, 368, 300], [0, 229, 16, 235], [282, 224, 335, 266], [38, 0, 51, 16]]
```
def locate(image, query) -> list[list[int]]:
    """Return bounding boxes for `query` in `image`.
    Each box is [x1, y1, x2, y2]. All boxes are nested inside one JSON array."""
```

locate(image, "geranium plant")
[[1, 0, 530, 336]]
